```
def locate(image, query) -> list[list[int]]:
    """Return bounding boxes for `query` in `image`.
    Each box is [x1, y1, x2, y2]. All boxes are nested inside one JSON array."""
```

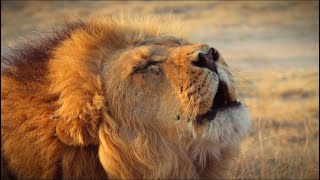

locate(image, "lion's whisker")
[[173, 98, 182, 116], [207, 88, 216, 92], [230, 71, 249, 82], [181, 98, 193, 121], [190, 104, 198, 122]]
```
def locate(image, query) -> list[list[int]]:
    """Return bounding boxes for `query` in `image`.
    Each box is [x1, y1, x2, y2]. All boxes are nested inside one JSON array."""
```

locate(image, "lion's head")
[[2, 15, 250, 179]]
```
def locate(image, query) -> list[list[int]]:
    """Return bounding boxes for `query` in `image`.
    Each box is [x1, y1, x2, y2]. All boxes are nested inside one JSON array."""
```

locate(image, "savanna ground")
[[1, 1, 319, 179]]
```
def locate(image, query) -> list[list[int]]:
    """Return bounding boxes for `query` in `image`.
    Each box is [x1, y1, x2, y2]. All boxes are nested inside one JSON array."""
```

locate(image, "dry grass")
[[1, 1, 319, 179], [231, 69, 319, 179]]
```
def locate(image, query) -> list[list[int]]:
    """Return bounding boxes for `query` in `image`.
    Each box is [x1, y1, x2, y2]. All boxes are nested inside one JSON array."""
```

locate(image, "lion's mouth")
[[195, 81, 241, 123]]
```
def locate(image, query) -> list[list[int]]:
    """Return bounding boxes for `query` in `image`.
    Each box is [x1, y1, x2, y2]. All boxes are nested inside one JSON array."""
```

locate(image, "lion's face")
[[102, 34, 250, 146]]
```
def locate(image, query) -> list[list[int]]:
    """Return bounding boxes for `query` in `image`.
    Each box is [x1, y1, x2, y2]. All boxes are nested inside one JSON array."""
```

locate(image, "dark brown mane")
[[1, 20, 87, 82]]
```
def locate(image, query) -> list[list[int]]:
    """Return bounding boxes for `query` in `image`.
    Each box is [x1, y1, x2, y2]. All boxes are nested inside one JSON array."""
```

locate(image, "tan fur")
[[1, 15, 250, 179]]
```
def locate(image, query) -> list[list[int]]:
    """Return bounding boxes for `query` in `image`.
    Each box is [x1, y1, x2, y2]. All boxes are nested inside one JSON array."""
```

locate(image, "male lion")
[[1, 15, 251, 179]]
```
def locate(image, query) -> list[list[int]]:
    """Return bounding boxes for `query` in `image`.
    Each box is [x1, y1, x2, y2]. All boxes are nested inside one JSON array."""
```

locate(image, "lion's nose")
[[192, 48, 219, 73]]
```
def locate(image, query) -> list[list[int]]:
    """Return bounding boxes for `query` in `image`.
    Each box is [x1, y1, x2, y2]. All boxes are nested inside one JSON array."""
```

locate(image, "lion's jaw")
[[99, 34, 251, 178]]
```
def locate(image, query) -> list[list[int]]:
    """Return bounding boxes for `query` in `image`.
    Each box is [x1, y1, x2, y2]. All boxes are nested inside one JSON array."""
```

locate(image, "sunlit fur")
[[1, 15, 250, 179]]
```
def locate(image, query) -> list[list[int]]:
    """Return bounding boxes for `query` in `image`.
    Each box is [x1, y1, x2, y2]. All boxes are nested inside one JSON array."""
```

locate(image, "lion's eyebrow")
[[141, 34, 185, 45]]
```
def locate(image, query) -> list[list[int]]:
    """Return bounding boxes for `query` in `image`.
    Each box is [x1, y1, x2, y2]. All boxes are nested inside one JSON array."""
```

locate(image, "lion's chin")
[[197, 104, 251, 147]]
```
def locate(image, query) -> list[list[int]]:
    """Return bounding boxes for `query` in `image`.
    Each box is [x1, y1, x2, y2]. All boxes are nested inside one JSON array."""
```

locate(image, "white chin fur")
[[198, 104, 251, 148]]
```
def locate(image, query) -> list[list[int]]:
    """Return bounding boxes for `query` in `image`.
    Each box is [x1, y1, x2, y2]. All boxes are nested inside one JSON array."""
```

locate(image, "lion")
[[1, 15, 251, 179]]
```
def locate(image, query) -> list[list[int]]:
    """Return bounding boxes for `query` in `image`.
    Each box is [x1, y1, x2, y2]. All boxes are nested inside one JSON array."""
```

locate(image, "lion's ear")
[[49, 41, 105, 146]]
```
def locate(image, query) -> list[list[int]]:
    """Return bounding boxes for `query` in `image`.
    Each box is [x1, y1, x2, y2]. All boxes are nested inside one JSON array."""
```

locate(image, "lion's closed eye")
[[132, 61, 162, 75]]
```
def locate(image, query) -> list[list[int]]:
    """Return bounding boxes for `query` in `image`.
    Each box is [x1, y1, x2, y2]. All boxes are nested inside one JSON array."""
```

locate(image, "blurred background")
[[1, 1, 319, 179]]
